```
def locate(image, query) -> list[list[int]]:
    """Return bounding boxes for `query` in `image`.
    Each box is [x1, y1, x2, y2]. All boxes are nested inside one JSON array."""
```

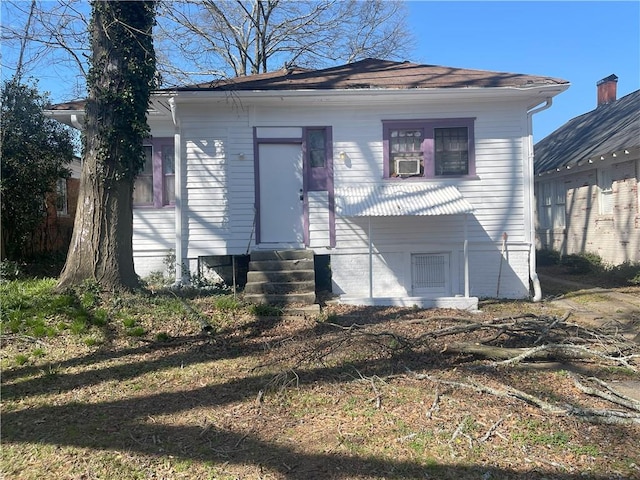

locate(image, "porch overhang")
[[334, 183, 476, 309], [335, 183, 474, 217]]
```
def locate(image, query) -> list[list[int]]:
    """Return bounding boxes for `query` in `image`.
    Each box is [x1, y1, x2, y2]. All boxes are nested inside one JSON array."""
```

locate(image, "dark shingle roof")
[[170, 58, 567, 91], [48, 58, 568, 111], [534, 89, 640, 174]]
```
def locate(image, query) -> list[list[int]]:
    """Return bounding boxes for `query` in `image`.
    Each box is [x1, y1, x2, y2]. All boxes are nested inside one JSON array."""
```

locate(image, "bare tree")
[[1, 0, 90, 99], [3, 0, 413, 95], [156, 0, 414, 82]]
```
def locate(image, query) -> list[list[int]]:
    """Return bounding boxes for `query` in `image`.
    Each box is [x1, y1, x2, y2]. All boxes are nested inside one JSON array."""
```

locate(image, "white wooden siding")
[[132, 208, 175, 277], [308, 190, 331, 248], [172, 96, 533, 298]]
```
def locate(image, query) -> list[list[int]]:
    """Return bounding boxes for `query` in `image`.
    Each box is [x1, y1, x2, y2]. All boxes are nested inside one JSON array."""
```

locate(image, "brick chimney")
[[597, 74, 618, 107]]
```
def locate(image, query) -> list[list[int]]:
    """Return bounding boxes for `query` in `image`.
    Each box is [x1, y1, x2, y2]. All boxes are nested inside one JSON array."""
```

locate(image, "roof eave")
[[168, 83, 569, 103]]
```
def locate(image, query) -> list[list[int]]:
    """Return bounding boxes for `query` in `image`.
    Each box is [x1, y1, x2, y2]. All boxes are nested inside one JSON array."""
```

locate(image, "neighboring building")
[[47, 59, 568, 308], [30, 157, 81, 256], [534, 75, 640, 265]]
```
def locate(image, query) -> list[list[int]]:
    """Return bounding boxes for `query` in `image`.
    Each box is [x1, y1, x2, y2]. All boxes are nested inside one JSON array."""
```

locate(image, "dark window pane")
[[134, 146, 154, 205], [308, 129, 326, 167], [162, 145, 175, 204], [435, 127, 468, 176], [162, 145, 175, 175]]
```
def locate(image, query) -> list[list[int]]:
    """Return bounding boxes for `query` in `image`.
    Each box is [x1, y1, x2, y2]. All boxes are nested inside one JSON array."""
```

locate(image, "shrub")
[[607, 261, 640, 285], [561, 253, 602, 275], [0, 260, 22, 281], [537, 249, 560, 266]]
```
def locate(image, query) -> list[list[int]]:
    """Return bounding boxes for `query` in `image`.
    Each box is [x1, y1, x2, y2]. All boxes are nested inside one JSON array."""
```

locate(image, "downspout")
[[168, 96, 183, 285], [70, 114, 84, 130], [526, 98, 552, 302]]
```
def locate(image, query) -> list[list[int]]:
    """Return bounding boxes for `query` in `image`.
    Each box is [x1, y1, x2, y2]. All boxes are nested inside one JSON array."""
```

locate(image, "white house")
[[48, 59, 569, 309]]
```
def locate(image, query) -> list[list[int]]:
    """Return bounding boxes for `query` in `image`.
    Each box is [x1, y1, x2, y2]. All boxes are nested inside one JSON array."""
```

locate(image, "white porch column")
[[464, 213, 470, 298], [169, 97, 184, 284]]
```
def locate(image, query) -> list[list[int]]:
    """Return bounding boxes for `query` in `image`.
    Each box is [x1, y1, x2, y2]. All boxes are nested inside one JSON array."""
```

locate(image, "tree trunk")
[[57, 1, 156, 291], [58, 154, 138, 289]]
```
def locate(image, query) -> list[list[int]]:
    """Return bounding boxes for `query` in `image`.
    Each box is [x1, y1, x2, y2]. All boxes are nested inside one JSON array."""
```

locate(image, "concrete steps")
[[244, 250, 317, 305]]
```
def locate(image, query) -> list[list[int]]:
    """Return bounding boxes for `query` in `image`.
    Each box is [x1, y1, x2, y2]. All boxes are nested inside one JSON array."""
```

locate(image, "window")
[[390, 129, 423, 176], [133, 146, 154, 205], [305, 126, 332, 191], [598, 169, 613, 215], [554, 181, 566, 227], [435, 127, 468, 176], [307, 129, 326, 168], [537, 181, 565, 229], [56, 178, 68, 215], [383, 119, 475, 179], [162, 145, 175, 204], [133, 139, 175, 207]]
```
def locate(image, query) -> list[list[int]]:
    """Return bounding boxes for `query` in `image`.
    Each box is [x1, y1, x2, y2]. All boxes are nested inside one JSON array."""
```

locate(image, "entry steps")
[[244, 250, 316, 305]]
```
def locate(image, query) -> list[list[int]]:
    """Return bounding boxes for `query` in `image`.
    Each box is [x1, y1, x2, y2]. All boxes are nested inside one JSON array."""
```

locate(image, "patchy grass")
[[1, 278, 639, 479]]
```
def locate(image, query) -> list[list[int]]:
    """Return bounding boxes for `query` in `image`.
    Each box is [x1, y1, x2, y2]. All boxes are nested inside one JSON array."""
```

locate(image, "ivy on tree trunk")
[[57, 1, 156, 291]]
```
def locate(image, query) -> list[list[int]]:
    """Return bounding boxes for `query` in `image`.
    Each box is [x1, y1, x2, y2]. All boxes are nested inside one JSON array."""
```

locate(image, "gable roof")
[[534, 89, 640, 175], [169, 58, 567, 92]]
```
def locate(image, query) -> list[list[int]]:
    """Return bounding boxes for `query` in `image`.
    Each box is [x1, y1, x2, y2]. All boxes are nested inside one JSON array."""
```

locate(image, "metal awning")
[[335, 183, 474, 217]]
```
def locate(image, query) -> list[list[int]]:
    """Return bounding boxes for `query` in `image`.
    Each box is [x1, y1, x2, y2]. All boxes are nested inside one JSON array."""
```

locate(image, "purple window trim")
[[135, 137, 175, 209], [382, 118, 476, 180], [303, 127, 335, 248]]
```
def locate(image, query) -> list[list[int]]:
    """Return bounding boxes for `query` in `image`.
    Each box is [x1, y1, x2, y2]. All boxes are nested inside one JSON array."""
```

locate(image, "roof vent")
[[597, 74, 618, 107]]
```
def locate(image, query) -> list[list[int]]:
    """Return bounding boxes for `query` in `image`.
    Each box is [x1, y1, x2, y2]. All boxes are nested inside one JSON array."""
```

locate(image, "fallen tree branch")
[[354, 369, 384, 409], [479, 417, 504, 442], [0, 334, 49, 347], [495, 344, 638, 371], [439, 342, 638, 371], [569, 373, 640, 412], [534, 311, 571, 345], [426, 386, 440, 419], [406, 370, 640, 425], [449, 415, 469, 444]]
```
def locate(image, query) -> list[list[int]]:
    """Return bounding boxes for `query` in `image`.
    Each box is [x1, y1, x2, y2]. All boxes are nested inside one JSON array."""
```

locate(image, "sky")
[[3, 1, 639, 143], [405, 1, 640, 141]]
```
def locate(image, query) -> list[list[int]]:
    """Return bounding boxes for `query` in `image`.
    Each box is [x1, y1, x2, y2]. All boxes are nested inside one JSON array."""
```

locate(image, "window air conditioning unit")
[[395, 158, 421, 175]]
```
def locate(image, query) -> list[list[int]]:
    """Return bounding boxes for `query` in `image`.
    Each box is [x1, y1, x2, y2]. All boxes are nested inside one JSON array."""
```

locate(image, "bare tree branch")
[[157, 0, 413, 81]]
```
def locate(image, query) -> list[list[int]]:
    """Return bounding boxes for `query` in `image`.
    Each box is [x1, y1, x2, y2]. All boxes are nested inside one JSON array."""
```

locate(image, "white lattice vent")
[[412, 253, 449, 295]]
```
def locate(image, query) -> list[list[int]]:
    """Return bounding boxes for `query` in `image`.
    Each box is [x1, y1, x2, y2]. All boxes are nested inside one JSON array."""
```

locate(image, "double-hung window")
[[383, 118, 475, 179], [134, 138, 175, 207], [536, 180, 566, 229], [598, 168, 613, 215]]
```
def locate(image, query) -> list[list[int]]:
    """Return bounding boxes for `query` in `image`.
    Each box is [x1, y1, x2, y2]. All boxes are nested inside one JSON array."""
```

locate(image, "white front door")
[[258, 143, 304, 245]]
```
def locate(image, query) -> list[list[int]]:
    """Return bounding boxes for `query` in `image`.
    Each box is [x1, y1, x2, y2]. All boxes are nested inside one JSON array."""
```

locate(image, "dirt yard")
[[2, 271, 639, 480]]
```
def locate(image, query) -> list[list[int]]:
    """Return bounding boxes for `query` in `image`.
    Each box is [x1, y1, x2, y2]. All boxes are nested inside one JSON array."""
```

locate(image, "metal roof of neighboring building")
[[169, 58, 568, 92], [534, 89, 640, 175], [335, 183, 474, 217]]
